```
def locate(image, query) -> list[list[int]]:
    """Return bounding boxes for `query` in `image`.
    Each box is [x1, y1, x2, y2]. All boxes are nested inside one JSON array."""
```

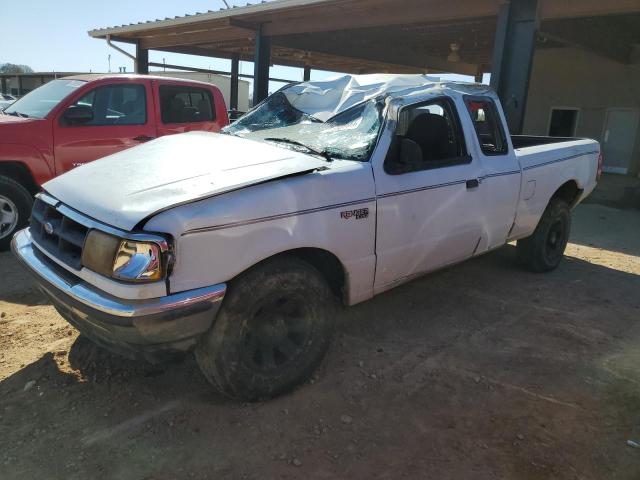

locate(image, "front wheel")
[[516, 198, 571, 272], [195, 256, 337, 401], [0, 176, 33, 251]]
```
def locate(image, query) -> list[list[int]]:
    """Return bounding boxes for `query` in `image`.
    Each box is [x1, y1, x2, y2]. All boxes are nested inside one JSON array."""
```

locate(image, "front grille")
[[30, 198, 89, 270]]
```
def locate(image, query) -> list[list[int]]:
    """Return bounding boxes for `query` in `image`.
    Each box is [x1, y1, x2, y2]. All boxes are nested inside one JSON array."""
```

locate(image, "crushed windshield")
[[224, 91, 383, 162], [4, 79, 85, 119]]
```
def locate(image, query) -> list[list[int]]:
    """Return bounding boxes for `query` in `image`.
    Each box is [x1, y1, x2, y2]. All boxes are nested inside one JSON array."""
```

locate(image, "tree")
[[0, 63, 34, 74]]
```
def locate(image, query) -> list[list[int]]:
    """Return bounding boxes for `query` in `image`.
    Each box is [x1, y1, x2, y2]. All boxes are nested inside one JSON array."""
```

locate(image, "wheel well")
[[552, 180, 582, 207], [269, 248, 347, 304], [0, 162, 39, 195]]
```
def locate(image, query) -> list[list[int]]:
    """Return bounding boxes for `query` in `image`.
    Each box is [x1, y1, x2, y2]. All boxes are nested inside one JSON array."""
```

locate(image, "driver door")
[[373, 97, 486, 292], [53, 80, 156, 174]]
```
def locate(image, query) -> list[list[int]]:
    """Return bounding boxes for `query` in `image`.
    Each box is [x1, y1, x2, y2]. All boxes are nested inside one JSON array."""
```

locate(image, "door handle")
[[466, 178, 480, 189], [133, 135, 155, 143]]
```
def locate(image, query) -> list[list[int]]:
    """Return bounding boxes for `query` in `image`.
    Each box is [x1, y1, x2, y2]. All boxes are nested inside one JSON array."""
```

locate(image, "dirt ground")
[[1, 200, 640, 479]]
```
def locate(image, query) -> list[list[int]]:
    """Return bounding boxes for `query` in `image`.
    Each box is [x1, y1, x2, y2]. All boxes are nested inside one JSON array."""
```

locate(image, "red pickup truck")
[[0, 74, 229, 248]]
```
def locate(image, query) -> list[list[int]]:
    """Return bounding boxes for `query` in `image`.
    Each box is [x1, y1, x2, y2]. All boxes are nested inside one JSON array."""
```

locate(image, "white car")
[[12, 75, 601, 400], [0, 93, 16, 110]]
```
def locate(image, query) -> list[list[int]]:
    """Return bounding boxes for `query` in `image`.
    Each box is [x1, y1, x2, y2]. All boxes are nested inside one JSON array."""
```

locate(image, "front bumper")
[[11, 229, 226, 362]]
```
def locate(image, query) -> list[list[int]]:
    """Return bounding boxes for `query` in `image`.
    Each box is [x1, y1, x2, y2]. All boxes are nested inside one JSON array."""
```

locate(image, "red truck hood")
[[0, 114, 34, 124], [43, 131, 327, 231], [0, 114, 49, 146]]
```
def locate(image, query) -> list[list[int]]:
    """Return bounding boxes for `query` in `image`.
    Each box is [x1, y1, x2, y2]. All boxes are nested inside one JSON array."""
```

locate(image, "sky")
[[0, 0, 481, 93]]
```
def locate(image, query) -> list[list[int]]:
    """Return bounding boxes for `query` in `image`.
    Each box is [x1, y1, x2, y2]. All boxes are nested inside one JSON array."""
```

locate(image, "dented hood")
[[44, 131, 326, 231]]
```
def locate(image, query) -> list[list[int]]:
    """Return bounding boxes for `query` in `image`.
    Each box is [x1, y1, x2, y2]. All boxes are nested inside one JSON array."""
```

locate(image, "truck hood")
[[0, 115, 47, 143], [44, 131, 327, 231]]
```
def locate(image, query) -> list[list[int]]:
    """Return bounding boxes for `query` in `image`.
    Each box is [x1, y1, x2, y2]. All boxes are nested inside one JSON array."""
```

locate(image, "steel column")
[[303, 66, 311, 81], [230, 55, 239, 111], [490, 0, 539, 134], [135, 41, 149, 74], [17, 76, 23, 96], [253, 28, 271, 105], [474, 66, 483, 83], [1, 77, 6, 94]]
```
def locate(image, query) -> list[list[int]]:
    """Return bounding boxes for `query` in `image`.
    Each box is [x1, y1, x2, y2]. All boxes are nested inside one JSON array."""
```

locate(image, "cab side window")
[[67, 84, 147, 126], [159, 85, 215, 124], [385, 99, 469, 174], [465, 98, 508, 155]]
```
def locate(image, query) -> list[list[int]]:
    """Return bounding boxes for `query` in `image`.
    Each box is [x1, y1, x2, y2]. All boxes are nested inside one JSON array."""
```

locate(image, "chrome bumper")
[[11, 229, 226, 361]]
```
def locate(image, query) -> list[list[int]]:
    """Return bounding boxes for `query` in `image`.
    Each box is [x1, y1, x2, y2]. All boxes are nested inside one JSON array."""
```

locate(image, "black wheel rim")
[[545, 218, 566, 263], [242, 296, 310, 371]]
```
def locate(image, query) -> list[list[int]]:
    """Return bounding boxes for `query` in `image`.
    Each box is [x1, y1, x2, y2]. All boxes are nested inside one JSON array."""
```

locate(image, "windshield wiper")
[[264, 137, 333, 162], [6, 110, 28, 118]]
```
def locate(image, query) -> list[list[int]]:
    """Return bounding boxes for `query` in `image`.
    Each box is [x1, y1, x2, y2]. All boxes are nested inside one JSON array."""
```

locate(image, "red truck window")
[[159, 85, 215, 124], [69, 84, 147, 126]]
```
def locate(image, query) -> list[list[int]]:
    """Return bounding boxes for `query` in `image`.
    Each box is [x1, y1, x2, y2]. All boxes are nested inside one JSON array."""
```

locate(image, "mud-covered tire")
[[195, 256, 338, 401], [0, 176, 33, 251], [516, 198, 571, 272]]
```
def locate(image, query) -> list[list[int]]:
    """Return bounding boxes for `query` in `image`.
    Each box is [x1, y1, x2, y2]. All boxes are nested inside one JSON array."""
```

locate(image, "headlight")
[[112, 240, 163, 282], [82, 230, 169, 283]]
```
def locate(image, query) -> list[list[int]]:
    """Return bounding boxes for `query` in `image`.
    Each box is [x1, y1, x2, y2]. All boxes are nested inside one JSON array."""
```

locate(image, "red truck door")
[[152, 80, 228, 136], [52, 79, 157, 174]]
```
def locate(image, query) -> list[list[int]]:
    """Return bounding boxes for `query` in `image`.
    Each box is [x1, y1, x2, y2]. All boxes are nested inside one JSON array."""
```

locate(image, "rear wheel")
[[0, 176, 33, 251], [195, 256, 337, 401], [516, 198, 571, 272]]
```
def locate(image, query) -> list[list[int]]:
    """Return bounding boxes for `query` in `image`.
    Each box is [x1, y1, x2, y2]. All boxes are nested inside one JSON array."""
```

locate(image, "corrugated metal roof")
[[88, 0, 331, 37]]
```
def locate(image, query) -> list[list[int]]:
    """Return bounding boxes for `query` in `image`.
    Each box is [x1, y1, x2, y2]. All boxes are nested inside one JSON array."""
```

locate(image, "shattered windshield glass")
[[224, 91, 383, 162]]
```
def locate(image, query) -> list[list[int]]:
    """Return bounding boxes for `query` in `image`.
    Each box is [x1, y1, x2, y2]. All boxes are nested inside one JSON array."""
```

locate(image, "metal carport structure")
[[88, 0, 640, 134]]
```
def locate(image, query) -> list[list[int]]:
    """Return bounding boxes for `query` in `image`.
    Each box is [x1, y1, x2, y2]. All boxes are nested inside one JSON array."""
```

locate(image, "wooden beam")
[[273, 34, 478, 75], [108, 17, 251, 40], [540, 0, 640, 20], [259, 0, 499, 36], [139, 27, 254, 49]]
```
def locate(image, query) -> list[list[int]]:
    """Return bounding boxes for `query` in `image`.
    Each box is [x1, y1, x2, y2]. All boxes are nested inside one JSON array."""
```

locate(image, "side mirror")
[[64, 105, 93, 124], [398, 137, 423, 168]]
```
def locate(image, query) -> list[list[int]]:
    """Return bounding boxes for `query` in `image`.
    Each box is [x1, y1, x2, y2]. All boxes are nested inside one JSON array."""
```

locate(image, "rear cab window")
[[159, 85, 216, 124], [464, 97, 508, 155]]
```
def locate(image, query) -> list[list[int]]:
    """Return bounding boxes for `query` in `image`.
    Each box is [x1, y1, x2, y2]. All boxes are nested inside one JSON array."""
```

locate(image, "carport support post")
[[253, 27, 271, 105], [1, 77, 6, 94], [17, 76, 23, 96], [230, 54, 239, 112], [303, 66, 311, 82], [474, 66, 483, 84], [135, 41, 149, 74], [490, 0, 539, 134]]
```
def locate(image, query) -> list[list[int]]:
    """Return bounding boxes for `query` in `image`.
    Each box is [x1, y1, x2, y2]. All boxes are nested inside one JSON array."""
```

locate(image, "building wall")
[[3, 75, 60, 96], [523, 47, 640, 175]]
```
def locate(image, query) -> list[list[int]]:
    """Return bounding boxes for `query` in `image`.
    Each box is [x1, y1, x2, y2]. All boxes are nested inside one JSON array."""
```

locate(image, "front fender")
[[145, 162, 378, 306], [0, 143, 54, 186]]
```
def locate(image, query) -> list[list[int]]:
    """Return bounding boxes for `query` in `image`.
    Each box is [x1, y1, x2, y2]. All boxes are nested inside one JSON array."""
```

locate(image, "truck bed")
[[511, 135, 580, 149], [507, 136, 600, 241]]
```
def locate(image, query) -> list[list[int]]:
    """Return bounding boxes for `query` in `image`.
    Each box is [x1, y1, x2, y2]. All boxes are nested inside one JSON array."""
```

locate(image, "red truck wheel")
[[0, 176, 33, 251]]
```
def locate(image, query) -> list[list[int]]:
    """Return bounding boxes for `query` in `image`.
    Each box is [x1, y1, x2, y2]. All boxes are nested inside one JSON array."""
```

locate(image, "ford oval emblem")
[[44, 222, 54, 235]]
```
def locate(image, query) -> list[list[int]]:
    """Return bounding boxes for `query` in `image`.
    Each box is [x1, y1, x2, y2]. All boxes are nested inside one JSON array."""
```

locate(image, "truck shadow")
[[1, 245, 639, 479]]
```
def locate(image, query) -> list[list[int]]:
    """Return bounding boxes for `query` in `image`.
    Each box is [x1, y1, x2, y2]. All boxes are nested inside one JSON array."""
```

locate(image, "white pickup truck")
[[12, 75, 601, 400]]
